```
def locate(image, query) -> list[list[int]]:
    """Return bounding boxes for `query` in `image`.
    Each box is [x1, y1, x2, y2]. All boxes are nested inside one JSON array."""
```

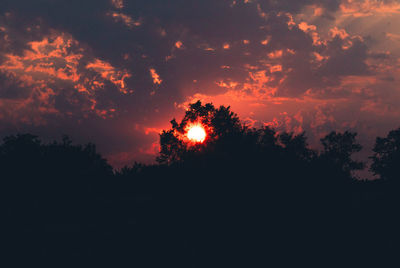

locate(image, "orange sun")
[[187, 124, 207, 143]]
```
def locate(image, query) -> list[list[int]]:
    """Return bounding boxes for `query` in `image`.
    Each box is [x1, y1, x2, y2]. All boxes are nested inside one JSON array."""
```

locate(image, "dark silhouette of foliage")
[[371, 128, 400, 182], [320, 131, 364, 179], [157, 101, 242, 165], [2, 102, 399, 267]]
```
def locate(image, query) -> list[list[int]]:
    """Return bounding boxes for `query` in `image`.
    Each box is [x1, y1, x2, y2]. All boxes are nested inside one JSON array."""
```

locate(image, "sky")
[[0, 0, 399, 169]]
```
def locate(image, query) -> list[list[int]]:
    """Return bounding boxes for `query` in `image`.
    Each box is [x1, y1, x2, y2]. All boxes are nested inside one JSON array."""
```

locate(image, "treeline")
[[2, 101, 400, 266]]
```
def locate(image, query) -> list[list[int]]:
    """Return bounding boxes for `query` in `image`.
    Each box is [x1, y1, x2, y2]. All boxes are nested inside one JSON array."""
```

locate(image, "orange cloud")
[[0, 32, 132, 123], [313, 6, 324, 16], [175, 41, 183, 49], [109, 12, 142, 28], [313, 52, 329, 62], [298, 22, 317, 32], [144, 127, 163, 135], [111, 0, 124, 9], [86, 59, 132, 93], [340, 0, 400, 17], [269, 65, 283, 73], [139, 141, 160, 156], [386, 32, 400, 42], [149, 68, 162, 85], [295, 20, 322, 45], [330, 27, 349, 39], [268, 50, 283, 59], [0, 35, 82, 83]]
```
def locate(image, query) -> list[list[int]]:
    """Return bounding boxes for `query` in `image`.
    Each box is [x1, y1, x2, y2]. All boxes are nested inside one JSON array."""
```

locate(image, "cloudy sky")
[[0, 0, 399, 168]]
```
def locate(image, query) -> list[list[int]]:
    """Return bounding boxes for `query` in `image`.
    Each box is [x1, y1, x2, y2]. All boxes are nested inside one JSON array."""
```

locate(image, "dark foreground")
[[2, 134, 400, 267]]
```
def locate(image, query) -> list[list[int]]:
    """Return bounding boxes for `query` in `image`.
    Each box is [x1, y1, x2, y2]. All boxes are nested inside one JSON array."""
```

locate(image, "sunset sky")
[[1, 0, 400, 168]]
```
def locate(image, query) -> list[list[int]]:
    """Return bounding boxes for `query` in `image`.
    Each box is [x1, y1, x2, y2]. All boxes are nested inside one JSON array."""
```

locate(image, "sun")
[[187, 124, 207, 143]]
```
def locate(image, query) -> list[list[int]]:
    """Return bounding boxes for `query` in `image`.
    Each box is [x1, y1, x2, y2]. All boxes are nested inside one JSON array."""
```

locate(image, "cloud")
[[0, 30, 134, 125], [149, 68, 162, 85], [86, 59, 132, 94], [0, 0, 399, 171], [108, 12, 142, 29], [111, 0, 124, 9], [340, 0, 400, 17]]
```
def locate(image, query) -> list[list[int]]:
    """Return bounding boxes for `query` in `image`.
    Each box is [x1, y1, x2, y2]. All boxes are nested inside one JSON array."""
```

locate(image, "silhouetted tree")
[[157, 101, 242, 165], [278, 131, 315, 162], [4, 102, 400, 267], [371, 128, 400, 182], [319, 131, 364, 180], [1, 134, 117, 264]]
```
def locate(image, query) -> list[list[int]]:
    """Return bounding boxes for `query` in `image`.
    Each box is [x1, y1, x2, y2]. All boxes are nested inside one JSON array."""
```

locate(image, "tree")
[[0, 134, 113, 212], [157, 101, 242, 165], [278, 131, 315, 162], [319, 131, 364, 179], [371, 128, 400, 181]]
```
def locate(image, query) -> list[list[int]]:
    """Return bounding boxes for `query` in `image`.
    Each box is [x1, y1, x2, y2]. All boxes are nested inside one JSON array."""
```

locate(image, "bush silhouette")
[[371, 128, 400, 182], [2, 102, 399, 267]]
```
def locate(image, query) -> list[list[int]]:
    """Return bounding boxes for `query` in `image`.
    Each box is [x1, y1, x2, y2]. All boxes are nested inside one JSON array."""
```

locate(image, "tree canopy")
[[371, 128, 400, 182], [2, 101, 400, 267]]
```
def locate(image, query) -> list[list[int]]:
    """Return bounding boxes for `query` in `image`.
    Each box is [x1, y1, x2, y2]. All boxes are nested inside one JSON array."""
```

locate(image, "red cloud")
[[0, 32, 132, 123], [86, 59, 132, 94], [149, 68, 162, 85], [340, 0, 400, 17], [109, 12, 142, 29]]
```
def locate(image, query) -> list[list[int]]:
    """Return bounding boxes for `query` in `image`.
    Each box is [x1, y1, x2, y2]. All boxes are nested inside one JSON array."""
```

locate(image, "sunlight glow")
[[187, 124, 207, 143]]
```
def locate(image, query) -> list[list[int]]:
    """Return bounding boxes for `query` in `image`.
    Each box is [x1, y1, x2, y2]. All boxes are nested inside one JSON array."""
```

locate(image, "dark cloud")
[[258, 0, 341, 13], [319, 37, 370, 77], [0, 72, 31, 99], [0, 0, 398, 167]]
